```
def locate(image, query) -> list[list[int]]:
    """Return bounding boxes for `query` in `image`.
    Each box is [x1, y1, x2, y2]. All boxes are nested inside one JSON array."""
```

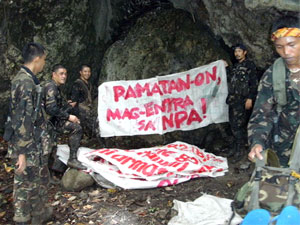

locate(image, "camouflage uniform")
[[226, 59, 258, 154], [70, 78, 98, 137], [43, 80, 83, 156], [248, 66, 300, 166], [8, 66, 50, 223]]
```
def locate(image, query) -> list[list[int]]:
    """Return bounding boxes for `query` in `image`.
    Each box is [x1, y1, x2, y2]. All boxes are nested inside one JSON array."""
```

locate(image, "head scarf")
[[271, 27, 300, 42]]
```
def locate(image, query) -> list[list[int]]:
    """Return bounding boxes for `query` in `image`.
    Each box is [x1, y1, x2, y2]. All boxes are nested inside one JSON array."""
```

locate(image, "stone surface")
[[61, 168, 95, 192], [0, 0, 298, 147]]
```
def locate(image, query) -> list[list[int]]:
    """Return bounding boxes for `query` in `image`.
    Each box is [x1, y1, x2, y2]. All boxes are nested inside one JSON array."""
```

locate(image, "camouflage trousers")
[[229, 102, 251, 146], [12, 152, 50, 223], [77, 105, 99, 138], [56, 120, 83, 152]]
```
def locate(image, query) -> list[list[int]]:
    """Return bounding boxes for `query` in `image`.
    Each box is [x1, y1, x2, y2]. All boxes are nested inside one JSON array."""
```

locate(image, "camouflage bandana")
[[271, 27, 300, 42]]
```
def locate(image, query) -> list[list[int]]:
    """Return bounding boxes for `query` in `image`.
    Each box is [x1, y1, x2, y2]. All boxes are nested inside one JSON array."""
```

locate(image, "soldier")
[[6, 42, 52, 224], [44, 64, 87, 170], [69, 65, 98, 138], [225, 44, 258, 162], [248, 16, 300, 167]]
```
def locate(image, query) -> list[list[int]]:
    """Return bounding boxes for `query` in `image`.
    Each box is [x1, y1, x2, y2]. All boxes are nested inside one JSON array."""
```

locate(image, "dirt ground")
[[0, 136, 253, 225]]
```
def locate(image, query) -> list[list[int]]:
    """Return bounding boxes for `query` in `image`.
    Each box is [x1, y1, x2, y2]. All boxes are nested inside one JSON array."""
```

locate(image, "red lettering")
[[135, 83, 151, 97], [195, 73, 204, 86], [168, 80, 177, 93], [175, 111, 187, 128], [173, 98, 183, 111], [113, 85, 125, 102], [122, 108, 132, 119], [124, 85, 137, 100], [158, 80, 169, 94], [187, 109, 202, 125], [131, 107, 140, 119], [144, 120, 156, 131], [142, 164, 158, 176], [162, 113, 174, 130], [144, 102, 154, 117], [151, 83, 163, 95], [177, 74, 191, 91], [205, 66, 217, 84], [106, 108, 121, 121], [138, 120, 145, 131]]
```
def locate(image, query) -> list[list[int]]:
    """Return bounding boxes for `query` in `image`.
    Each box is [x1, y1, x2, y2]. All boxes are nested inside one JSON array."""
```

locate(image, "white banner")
[[98, 60, 228, 137], [57, 142, 228, 189]]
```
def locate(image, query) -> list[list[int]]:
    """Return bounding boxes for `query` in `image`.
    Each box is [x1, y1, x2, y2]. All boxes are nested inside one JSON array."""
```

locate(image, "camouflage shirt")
[[70, 78, 94, 106], [10, 66, 44, 155], [248, 64, 300, 157], [227, 59, 258, 101], [43, 80, 70, 122]]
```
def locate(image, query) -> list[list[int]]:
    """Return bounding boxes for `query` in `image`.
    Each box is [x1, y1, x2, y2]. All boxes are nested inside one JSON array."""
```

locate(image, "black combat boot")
[[232, 143, 245, 163], [67, 150, 87, 170], [227, 142, 237, 157]]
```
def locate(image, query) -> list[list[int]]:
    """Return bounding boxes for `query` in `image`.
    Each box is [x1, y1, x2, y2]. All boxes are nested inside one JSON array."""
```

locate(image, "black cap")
[[233, 43, 247, 51]]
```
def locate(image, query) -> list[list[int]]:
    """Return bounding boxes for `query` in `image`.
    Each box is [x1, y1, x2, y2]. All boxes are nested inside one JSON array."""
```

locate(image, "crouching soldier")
[[43, 64, 86, 170]]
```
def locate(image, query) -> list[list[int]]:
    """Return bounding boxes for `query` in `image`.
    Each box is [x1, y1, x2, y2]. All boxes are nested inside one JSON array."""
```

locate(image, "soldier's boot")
[[67, 150, 87, 170], [31, 206, 53, 225], [13, 214, 31, 225], [232, 143, 245, 163], [227, 142, 237, 157]]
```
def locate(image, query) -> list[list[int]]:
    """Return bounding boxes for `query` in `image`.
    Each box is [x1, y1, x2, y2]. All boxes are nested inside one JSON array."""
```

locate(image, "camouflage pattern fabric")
[[236, 166, 300, 215], [44, 80, 82, 151], [226, 59, 258, 147], [9, 67, 50, 223], [70, 78, 98, 137], [248, 66, 300, 166]]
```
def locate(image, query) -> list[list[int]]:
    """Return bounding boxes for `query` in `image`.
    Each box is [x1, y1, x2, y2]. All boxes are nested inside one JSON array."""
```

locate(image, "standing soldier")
[[248, 16, 300, 166], [44, 65, 87, 170], [225, 44, 258, 162], [6, 42, 52, 224], [69, 65, 98, 138]]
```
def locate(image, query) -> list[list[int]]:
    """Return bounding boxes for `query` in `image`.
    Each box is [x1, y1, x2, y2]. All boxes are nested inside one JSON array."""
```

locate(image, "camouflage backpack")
[[234, 125, 300, 215]]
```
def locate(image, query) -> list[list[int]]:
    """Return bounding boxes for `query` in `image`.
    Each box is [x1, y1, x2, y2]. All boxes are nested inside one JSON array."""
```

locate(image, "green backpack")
[[234, 126, 300, 215]]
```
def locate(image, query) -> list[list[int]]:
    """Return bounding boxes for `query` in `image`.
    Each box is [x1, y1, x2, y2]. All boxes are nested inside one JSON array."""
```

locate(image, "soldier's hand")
[[221, 59, 229, 67], [245, 99, 253, 110], [15, 154, 26, 175], [248, 144, 263, 161], [69, 115, 80, 124], [68, 100, 77, 107]]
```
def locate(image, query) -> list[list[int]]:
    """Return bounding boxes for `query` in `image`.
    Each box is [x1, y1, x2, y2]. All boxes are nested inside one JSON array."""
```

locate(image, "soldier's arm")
[[13, 80, 35, 155], [44, 84, 69, 120], [248, 68, 276, 151]]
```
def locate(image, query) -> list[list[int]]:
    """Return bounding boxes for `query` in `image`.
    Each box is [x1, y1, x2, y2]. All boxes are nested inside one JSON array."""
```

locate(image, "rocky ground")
[[0, 136, 253, 225]]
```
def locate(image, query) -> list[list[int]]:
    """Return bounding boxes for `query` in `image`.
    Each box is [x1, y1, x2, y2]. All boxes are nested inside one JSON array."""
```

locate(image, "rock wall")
[[100, 8, 231, 150], [0, 0, 298, 148]]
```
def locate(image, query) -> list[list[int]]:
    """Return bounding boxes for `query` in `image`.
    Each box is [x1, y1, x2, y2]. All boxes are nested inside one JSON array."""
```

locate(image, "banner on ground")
[[98, 60, 228, 137], [57, 142, 228, 189]]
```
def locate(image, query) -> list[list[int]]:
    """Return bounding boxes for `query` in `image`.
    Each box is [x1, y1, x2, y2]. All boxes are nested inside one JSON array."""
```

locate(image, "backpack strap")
[[248, 151, 267, 211], [272, 57, 287, 113]]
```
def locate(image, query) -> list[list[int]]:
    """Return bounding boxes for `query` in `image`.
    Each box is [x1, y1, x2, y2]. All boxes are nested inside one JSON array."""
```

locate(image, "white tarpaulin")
[[168, 194, 243, 225], [98, 60, 228, 137], [57, 141, 228, 189]]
